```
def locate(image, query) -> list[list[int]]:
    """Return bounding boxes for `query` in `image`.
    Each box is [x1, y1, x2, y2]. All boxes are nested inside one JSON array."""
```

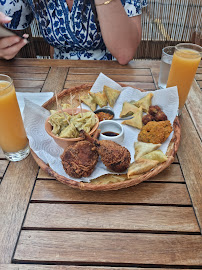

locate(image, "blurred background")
[[18, 0, 202, 59]]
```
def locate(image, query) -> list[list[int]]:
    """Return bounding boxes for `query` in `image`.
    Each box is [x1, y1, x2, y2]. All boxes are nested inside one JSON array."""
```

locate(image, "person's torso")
[[28, 0, 114, 59]]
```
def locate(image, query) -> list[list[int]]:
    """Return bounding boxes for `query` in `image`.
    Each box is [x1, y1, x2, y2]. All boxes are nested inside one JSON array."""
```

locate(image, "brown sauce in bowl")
[[102, 131, 119, 137], [96, 112, 114, 122]]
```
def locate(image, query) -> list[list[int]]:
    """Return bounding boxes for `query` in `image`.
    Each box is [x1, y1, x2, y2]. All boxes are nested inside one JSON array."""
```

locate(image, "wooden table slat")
[[69, 67, 151, 75], [186, 80, 202, 139], [196, 67, 202, 74], [2, 266, 202, 270], [0, 59, 158, 69], [0, 160, 9, 178], [15, 87, 42, 93], [14, 231, 202, 265], [195, 74, 202, 80], [2, 72, 47, 80], [0, 66, 49, 73], [150, 163, 184, 182], [32, 180, 191, 205], [41, 67, 68, 93], [197, 80, 202, 88], [14, 80, 44, 88], [66, 74, 154, 83], [177, 108, 202, 232], [0, 156, 39, 264], [24, 203, 200, 232], [0, 148, 5, 159]]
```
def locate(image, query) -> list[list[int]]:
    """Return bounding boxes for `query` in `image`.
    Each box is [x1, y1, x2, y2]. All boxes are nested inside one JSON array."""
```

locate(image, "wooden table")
[[0, 58, 202, 269]]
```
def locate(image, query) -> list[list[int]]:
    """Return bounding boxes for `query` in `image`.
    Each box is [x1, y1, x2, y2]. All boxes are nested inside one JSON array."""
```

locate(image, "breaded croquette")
[[138, 120, 173, 144]]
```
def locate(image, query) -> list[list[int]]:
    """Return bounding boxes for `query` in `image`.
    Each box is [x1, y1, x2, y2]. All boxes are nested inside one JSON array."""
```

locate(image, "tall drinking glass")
[[158, 46, 175, 89], [0, 74, 30, 161], [166, 43, 202, 115]]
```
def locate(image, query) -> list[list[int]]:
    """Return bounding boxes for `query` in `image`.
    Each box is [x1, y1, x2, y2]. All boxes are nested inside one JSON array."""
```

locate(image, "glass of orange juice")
[[166, 43, 202, 115], [0, 74, 30, 161]]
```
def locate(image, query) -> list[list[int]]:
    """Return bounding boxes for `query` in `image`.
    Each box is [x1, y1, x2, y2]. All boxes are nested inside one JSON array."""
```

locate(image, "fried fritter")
[[138, 120, 173, 144], [61, 140, 99, 178], [142, 114, 154, 125], [148, 105, 162, 116], [142, 105, 168, 125], [149, 105, 167, 121], [154, 111, 168, 121]]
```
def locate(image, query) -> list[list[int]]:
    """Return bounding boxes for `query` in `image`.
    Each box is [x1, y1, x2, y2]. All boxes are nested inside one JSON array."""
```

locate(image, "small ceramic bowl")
[[98, 120, 124, 144], [45, 108, 99, 149], [94, 106, 114, 121]]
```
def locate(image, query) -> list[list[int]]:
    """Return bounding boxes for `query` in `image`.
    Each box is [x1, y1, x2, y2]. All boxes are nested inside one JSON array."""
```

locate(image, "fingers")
[[0, 37, 28, 60], [0, 12, 29, 60], [23, 34, 29, 39], [0, 12, 12, 24], [0, 35, 20, 49]]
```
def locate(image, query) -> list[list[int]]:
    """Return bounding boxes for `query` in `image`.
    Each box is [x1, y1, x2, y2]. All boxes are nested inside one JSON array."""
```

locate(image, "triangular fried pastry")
[[90, 92, 108, 108], [120, 102, 139, 118], [103, 85, 121, 107], [132, 93, 153, 113], [122, 106, 143, 129], [127, 159, 159, 178], [134, 141, 161, 160], [140, 150, 168, 163], [80, 93, 97, 111]]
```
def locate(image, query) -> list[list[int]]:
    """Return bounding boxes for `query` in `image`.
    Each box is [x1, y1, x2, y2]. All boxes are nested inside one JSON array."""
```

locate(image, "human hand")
[[0, 12, 29, 60]]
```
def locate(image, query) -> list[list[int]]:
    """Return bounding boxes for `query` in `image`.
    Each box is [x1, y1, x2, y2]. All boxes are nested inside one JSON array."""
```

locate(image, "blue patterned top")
[[1, 0, 147, 60]]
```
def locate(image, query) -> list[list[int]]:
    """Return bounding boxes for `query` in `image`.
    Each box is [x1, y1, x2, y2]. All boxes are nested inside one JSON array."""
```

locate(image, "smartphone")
[[0, 24, 25, 39]]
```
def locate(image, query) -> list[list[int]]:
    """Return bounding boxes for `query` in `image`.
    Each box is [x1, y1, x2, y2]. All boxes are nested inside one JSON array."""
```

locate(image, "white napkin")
[[17, 92, 54, 115], [23, 73, 179, 183]]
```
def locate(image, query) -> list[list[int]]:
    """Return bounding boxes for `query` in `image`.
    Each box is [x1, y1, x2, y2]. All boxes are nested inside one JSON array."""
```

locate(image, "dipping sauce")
[[96, 112, 114, 122], [102, 131, 119, 137]]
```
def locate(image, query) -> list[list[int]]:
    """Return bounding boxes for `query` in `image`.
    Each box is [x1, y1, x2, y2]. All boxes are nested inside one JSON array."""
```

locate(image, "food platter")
[[30, 83, 181, 191]]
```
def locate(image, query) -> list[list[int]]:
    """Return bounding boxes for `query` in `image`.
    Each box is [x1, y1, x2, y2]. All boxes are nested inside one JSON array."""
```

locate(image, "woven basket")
[[31, 83, 180, 191]]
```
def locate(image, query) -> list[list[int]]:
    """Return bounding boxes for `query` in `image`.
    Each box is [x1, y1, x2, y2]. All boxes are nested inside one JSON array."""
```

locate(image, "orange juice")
[[167, 44, 201, 110], [0, 80, 28, 153]]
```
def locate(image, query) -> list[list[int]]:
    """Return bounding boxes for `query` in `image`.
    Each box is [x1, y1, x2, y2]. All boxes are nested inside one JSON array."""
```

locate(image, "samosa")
[[134, 141, 161, 160], [140, 150, 168, 163], [90, 92, 107, 108], [131, 93, 153, 113], [80, 93, 97, 111], [122, 106, 143, 129], [103, 85, 121, 107], [120, 102, 139, 118], [127, 159, 159, 178]]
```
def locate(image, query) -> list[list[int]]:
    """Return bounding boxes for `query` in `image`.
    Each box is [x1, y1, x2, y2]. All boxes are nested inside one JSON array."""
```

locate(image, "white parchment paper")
[[23, 73, 179, 182], [17, 92, 54, 115]]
